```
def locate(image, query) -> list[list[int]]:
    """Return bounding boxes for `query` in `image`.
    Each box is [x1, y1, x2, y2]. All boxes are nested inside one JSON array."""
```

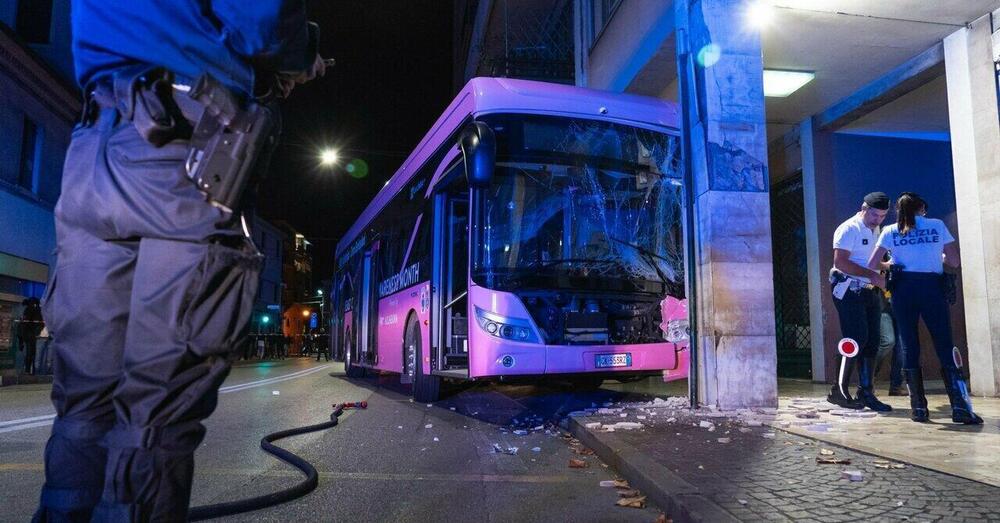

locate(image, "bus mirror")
[[459, 122, 495, 187]]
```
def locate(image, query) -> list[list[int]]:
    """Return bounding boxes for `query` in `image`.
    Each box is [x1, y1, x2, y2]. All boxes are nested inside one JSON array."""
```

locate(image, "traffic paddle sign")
[[837, 338, 859, 358]]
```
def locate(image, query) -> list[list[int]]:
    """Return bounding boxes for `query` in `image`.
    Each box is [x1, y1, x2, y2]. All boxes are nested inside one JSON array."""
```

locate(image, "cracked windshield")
[[475, 116, 685, 296]]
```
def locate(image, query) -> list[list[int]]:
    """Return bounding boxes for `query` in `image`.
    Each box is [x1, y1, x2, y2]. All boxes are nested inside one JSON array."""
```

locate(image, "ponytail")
[[896, 192, 926, 236]]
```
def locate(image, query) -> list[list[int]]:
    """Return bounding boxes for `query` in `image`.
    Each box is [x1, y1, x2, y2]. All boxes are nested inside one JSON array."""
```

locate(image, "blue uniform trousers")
[[34, 103, 262, 522], [889, 272, 956, 371]]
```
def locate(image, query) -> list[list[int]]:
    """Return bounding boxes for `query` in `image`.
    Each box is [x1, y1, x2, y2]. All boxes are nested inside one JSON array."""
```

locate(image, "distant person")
[[827, 192, 893, 411], [868, 192, 982, 424], [18, 298, 43, 375]]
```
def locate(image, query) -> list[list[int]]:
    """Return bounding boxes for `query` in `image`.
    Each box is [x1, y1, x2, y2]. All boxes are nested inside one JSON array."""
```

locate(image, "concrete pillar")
[[676, 0, 777, 408], [944, 17, 1000, 397]]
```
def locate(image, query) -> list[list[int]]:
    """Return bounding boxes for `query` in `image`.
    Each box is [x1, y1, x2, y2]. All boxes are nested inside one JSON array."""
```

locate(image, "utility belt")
[[84, 65, 280, 214], [829, 269, 876, 293]]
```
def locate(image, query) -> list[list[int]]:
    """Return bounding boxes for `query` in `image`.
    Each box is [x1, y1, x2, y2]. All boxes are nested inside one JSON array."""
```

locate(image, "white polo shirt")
[[876, 216, 954, 274], [832, 213, 878, 282]]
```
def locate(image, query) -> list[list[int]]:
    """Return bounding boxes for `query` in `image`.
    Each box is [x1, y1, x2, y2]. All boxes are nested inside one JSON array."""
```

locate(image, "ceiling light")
[[747, 1, 774, 29], [762, 69, 814, 97]]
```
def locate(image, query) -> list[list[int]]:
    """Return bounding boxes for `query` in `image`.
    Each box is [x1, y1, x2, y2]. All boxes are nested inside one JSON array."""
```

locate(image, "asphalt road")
[[1, 358, 667, 522]]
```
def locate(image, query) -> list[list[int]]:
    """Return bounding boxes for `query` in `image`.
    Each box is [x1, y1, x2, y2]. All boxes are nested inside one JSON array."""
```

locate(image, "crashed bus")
[[331, 77, 689, 401]]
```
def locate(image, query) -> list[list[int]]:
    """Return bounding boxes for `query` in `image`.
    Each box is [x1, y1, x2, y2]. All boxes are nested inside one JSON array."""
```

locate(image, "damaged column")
[[944, 15, 1000, 397], [675, 0, 778, 408]]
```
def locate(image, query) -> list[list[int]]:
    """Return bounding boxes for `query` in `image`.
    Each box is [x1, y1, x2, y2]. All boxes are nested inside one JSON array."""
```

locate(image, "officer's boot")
[[856, 357, 893, 412], [902, 368, 929, 422], [827, 356, 863, 409], [941, 367, 983, 425]]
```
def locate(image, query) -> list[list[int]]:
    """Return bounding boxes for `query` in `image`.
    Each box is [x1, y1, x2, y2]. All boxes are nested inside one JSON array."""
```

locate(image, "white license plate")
[[595, 353, 632, 368]]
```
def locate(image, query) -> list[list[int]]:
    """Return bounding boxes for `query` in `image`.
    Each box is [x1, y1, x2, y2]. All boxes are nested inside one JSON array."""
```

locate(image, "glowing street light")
[[317, 289, 323, 296], [319, 148, 339, 167]]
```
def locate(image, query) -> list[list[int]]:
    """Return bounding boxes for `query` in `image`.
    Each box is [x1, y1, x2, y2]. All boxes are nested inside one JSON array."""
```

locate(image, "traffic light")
[[261, 315, 270, 325]]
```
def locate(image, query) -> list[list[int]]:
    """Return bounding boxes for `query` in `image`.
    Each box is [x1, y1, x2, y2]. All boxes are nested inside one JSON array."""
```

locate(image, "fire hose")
[[188, 401, 367, 521]]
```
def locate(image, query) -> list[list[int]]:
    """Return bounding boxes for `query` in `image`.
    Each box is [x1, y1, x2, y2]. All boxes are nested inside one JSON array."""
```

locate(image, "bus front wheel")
[[406, 314, 440, 403]]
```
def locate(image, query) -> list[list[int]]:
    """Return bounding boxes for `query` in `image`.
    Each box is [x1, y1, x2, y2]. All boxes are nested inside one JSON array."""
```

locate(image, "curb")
[[0, 373, 54, 387], [568, 416, 739, 523]]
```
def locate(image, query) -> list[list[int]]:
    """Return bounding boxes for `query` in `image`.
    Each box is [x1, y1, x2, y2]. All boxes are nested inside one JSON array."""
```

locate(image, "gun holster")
[[185, 74, 281, 214], [112, 65, 191, 146]]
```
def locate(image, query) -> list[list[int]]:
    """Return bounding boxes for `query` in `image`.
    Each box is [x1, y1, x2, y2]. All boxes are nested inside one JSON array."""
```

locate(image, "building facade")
[[0, 0, 77, 373]]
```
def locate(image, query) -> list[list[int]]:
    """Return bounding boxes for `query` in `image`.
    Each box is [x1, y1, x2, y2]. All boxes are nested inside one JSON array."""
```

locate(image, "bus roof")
[[335, 77, 680, 257]]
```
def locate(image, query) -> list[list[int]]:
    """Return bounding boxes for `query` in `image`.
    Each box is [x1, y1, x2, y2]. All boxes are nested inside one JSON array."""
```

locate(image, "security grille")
[[477, 0, 575, 83], [770, 174, 812, 378]]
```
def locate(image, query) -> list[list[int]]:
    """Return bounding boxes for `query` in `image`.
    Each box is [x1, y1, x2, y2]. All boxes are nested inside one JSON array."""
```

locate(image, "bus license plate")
[[595, 353, 632, 368]]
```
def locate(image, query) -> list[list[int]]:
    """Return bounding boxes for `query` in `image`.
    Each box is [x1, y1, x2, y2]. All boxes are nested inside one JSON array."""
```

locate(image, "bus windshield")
[[472, 115, 685, 295]]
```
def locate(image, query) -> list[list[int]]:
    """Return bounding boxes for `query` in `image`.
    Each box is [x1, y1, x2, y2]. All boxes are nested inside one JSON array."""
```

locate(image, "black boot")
[[902, 369, 929, 422], [856, 357, 892, 412], [941, 367, 983, 425], [827, 356, 863, 409]]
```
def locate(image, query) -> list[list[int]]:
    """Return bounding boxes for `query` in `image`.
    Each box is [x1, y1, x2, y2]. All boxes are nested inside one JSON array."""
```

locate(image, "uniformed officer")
[[827, 192, 893, 411], [868, 193, 982, 424], [34, 2, 325, 521]]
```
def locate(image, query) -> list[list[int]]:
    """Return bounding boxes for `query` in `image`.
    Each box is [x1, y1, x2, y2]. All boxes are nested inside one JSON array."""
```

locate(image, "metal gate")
[[770, 174, 812, 378]]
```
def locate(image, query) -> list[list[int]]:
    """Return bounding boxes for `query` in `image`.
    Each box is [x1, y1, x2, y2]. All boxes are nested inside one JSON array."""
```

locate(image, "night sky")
[[257, 1, 455, 283]]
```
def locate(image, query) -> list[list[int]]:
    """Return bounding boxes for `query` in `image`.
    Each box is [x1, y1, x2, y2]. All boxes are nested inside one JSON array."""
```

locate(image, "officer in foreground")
[[868, 193, 982, 424], [35, 2, 324, 521], [827, 192, 893, 412]]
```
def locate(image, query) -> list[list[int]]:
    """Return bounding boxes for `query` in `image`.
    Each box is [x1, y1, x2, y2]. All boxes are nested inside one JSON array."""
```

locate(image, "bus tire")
[[344, 330, 366, 378], [406, 313, 440, 403]]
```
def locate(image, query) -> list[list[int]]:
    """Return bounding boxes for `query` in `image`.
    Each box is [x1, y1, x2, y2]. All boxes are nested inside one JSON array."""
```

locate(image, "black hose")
[[188, 402, 366, 521]]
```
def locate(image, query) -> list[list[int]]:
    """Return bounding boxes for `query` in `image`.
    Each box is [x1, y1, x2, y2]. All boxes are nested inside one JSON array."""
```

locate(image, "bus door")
[[432, 188, 470, 372], [358, 249, 376, 365]]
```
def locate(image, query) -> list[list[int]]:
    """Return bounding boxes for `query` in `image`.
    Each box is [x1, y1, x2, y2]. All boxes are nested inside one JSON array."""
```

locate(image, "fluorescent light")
[[763, 69, 814, 97]]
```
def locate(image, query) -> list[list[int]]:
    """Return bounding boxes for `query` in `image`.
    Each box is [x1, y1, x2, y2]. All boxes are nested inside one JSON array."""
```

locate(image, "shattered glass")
[[475, 117, 685, 296]]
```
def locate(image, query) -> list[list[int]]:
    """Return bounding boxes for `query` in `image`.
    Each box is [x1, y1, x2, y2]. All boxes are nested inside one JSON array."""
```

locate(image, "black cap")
[[863, 192, 890, 210]]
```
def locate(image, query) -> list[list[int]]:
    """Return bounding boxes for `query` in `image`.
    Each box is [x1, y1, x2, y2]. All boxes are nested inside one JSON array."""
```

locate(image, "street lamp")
[[302, 309, 311, 318], [319, 148, 339, 167]]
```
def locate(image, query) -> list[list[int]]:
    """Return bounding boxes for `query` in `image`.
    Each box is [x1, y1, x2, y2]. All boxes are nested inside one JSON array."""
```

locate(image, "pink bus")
[[332, 78, 689, 402]]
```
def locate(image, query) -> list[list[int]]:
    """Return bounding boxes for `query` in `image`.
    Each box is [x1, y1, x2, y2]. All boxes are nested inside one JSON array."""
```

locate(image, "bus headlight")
[[476, 307, 539, 343], [665, 319, 689, 343]]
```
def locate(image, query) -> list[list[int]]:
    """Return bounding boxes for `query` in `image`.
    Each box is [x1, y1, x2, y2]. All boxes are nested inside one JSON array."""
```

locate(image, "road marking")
[[219, 364, 333, 393], [0, 414, 56, 428], [0, 363, 335, 435]]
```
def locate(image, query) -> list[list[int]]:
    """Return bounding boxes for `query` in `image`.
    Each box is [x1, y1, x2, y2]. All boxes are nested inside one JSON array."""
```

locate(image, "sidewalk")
[[568, 389, 1000, 522]]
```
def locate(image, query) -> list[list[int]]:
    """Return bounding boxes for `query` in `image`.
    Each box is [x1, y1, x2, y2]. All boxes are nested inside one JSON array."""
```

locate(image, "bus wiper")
[[528, 258, 618, 269], [608, 236, 670, 286]]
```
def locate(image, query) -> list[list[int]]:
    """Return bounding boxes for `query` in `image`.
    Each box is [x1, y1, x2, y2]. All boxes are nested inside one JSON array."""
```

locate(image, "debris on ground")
[[531, 447, 541, 452], [816, 456, 851, 465], [491, 443, 518, 455], [841, 470, 864, 482], [654, 514, 672, 523], [820, 448, 835, 456], [568, 458, 588, 468], [762, 432, 776, 439], [424, 424, 433, 429], [599, 479, 631, 488], [585, 422, 602, 429], [619, 489, 640, 498], [874, 459, 906, 469], [433, 437, 439, 442], [698, 420, 714, 429], [737, 499, 748, 506], [717, 437, 731, 444], [616, 495, 647, 509]]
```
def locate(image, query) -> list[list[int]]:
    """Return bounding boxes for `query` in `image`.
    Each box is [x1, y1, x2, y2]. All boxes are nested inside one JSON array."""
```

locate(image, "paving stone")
[[576, 410, 1000, 523]]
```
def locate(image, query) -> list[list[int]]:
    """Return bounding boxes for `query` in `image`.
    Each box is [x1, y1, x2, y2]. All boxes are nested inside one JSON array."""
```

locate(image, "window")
[[16, 0, 54, 44], [586, 0, 622, 51], [18, 118, 42, 193]]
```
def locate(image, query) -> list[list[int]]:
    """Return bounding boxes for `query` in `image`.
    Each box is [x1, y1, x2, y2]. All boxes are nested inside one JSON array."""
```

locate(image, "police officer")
[[827, 192, 893, 411], [34, 2, 325, 521], [868, 193, 982, 424]]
